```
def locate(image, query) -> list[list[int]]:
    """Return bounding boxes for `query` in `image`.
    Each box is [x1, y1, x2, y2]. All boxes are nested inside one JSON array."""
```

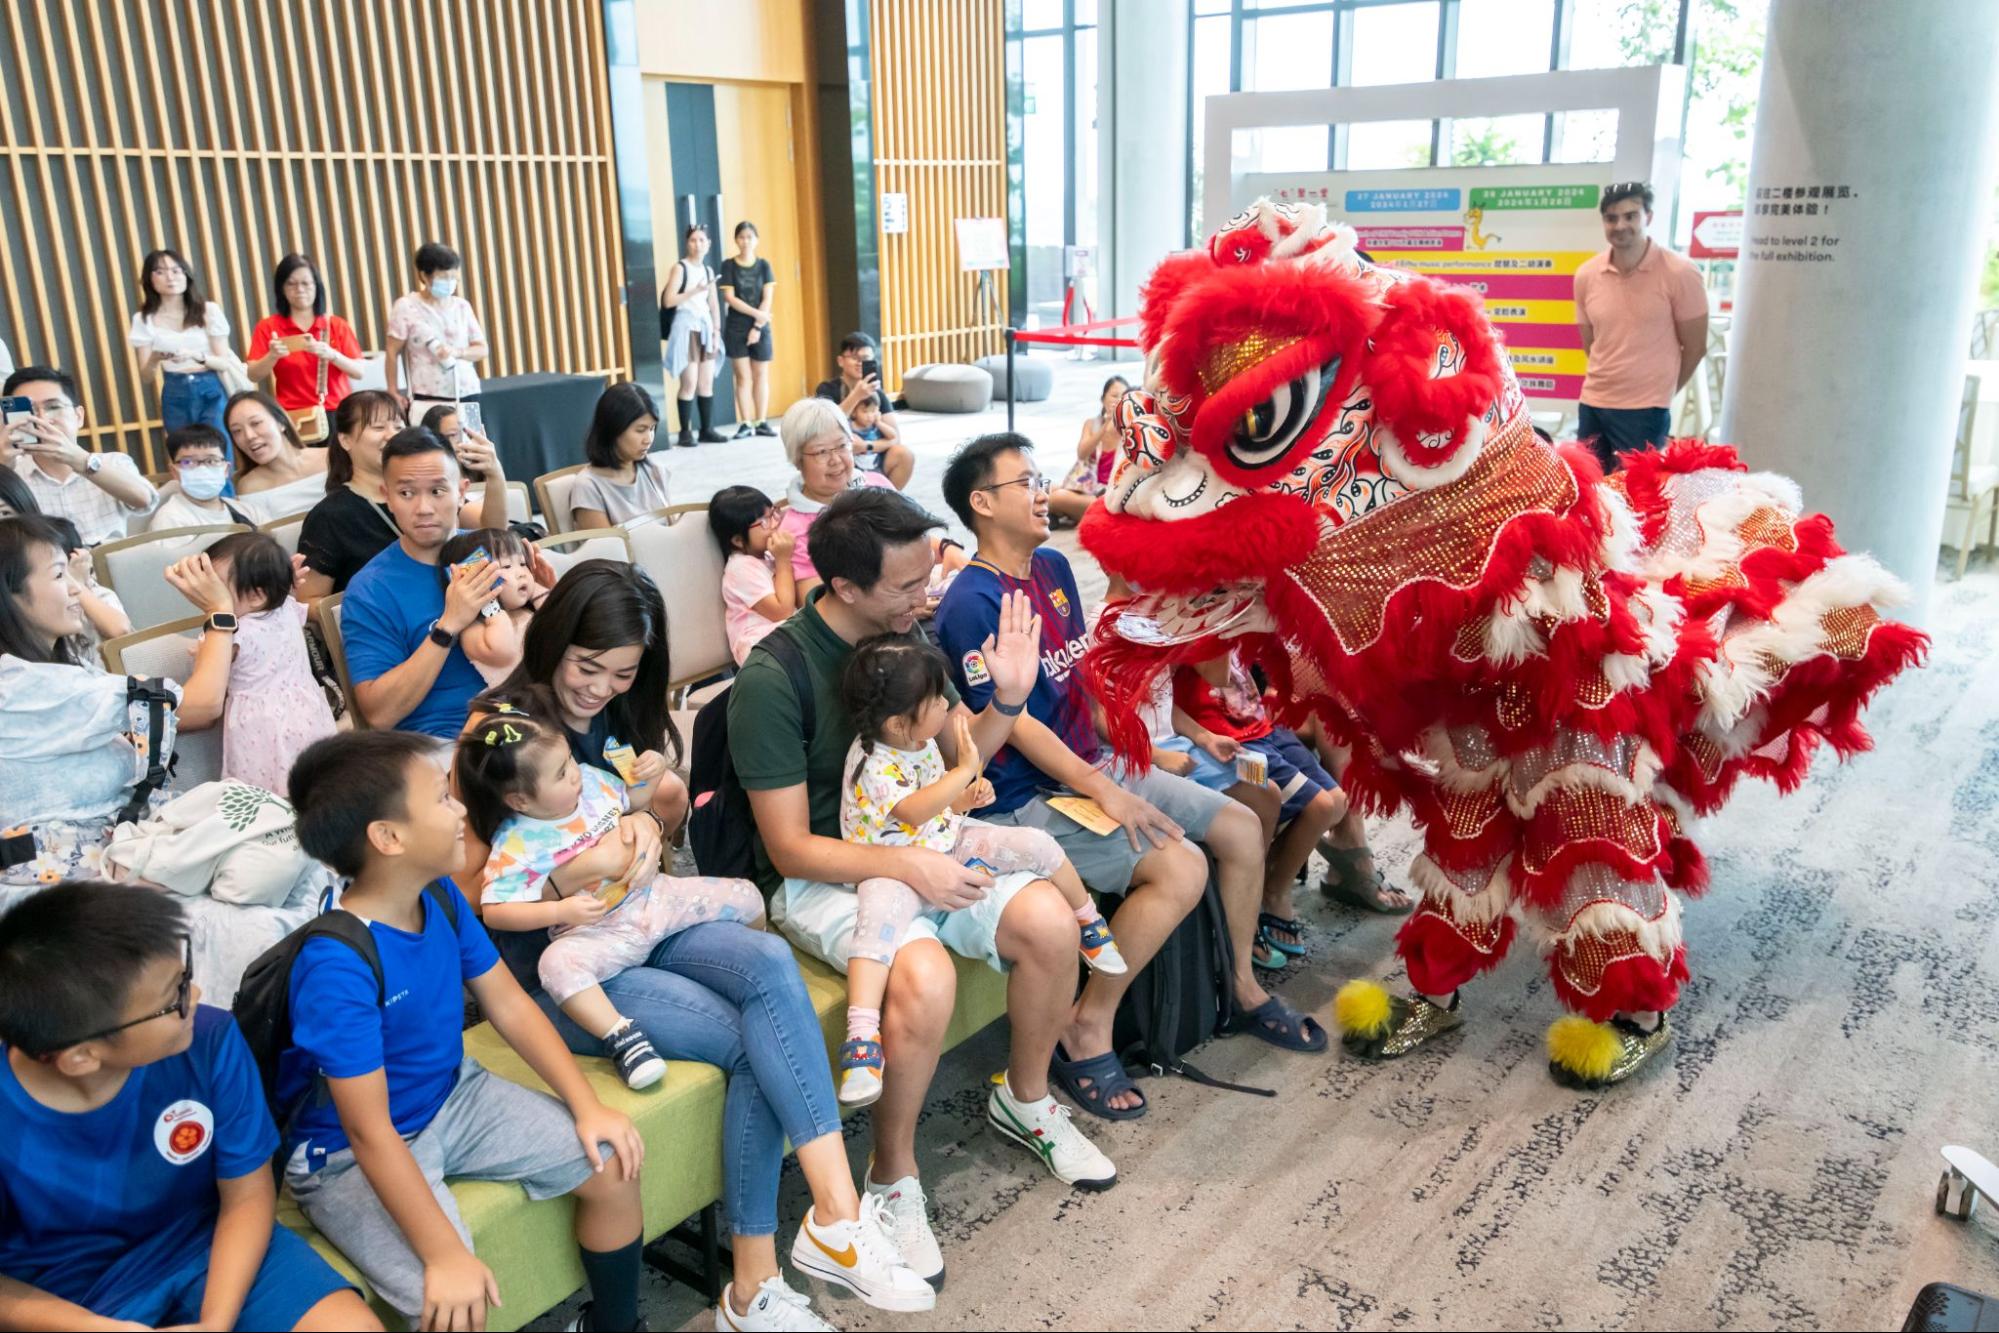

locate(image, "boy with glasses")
[[0, 882, 376, 1332]]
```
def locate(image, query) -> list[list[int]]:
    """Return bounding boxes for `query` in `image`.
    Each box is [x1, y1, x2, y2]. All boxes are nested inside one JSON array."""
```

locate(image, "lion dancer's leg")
[[1514, 731, 1693, 1087], [1336, 725, 1520, 1057]]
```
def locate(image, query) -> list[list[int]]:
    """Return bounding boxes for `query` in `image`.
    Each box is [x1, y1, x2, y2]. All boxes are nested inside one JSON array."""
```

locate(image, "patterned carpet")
[[562, 562, 1999, 1332]]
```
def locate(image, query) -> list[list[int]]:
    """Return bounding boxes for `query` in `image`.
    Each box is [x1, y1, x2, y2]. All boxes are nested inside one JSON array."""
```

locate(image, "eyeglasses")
[[980, 472, 1050, 495], [752, 509, 781, 529], [801, 444, 852, 463], [40, 937, 193, 1055]]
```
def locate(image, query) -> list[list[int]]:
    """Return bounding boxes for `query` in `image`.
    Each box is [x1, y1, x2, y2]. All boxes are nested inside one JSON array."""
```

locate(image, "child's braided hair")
[[840, 633, 953, 788]]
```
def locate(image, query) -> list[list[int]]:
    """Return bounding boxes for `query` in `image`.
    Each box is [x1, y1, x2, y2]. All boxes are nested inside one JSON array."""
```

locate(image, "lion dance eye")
[[1228, 356, 1340, 471]]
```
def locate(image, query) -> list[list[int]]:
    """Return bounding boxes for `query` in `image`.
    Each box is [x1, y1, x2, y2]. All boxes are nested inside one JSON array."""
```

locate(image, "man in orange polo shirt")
[[1573, 182, 1709, 473]]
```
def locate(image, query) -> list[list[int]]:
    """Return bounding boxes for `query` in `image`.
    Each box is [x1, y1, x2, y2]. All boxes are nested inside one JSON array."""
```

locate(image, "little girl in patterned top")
[[438, 527, 548, 686], [457, 708, 765, 1089], [203, 531, 336, 795], [836, 635, 1124, 1108]]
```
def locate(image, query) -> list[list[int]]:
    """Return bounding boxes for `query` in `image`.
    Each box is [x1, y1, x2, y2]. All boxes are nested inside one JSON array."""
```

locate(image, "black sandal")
[[1221, 996, 1329, 1052], [1050, 1042, 1149, 1120]]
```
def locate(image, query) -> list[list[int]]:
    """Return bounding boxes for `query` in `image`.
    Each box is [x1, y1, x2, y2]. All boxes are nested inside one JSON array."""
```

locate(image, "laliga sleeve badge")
[[155, 1099, 214, 1165], [961, 650, 992, 687]]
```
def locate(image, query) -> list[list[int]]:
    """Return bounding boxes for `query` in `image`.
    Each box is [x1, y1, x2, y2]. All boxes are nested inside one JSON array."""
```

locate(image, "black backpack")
[[232, 881, 460, 1118], [1110, 857, 1274, 1099], [687, 631, 814, 881]]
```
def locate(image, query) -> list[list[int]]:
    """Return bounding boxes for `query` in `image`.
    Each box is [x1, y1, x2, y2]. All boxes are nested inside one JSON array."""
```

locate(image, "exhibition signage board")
[[1688, 209, 1743, 259], [1247, 164, 1606, 402]]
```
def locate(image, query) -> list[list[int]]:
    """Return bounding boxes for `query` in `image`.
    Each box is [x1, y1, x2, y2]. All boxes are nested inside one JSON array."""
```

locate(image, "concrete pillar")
[[1099, 0, 1189, 343], [1719, 0, 1999, 619]]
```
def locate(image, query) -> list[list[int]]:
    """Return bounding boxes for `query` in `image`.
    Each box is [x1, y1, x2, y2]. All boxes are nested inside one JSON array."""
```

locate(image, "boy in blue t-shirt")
[[280, 731, 647, 1331], [0, 883, 374, 1332]]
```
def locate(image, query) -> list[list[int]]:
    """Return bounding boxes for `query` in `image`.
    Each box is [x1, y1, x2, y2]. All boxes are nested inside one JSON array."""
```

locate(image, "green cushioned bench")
[[279, 942, 1009, 1330]]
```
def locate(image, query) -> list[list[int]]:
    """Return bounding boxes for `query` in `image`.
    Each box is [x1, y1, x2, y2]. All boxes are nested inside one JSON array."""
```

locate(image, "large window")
[[1015, 0, 1099, 330], [1184, 0, 1767, 243]]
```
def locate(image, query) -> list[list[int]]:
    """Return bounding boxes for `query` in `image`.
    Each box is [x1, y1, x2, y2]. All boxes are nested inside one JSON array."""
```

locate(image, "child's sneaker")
[[1079, 915, 1128, 975], [788, 1197, 937, 1312], [606, 1021, 666, 1089], [837, 1037, 884, 1108], [987, 1075, 1118, 1190], [715, 1275, 835, 1331]]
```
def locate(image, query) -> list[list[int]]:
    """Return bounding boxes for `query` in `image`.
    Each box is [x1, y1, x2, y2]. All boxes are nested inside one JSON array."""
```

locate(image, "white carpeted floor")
[[538, 366, 1999, 1330]]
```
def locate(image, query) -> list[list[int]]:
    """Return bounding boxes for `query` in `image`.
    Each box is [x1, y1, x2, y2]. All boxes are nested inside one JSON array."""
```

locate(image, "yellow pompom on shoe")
[[1546, 1013, 1673, 1089], [1334, 979, 1394, 1040], [1336, 981, 1464, 1059]]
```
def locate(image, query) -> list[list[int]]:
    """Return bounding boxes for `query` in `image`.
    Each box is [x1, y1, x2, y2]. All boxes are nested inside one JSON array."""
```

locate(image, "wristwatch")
[[84, 453, 103, 475], [426, 621, 456, 649], [205, 611, 238, 633]]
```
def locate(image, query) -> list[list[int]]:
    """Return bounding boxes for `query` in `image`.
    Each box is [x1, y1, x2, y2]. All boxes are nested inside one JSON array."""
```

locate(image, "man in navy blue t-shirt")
[[936, 434, 1329, 1113], [0, 883, 371, 1331], [342, 428, 504, 737]]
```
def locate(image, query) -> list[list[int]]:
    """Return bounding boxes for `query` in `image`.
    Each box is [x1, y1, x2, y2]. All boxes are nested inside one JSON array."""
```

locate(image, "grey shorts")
[[985, 764, 1229, 895], [285, 1059, 598, 1318]]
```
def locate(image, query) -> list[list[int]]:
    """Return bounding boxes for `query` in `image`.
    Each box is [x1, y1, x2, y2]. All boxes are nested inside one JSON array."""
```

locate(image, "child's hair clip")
[[482, 721, 526, 747]]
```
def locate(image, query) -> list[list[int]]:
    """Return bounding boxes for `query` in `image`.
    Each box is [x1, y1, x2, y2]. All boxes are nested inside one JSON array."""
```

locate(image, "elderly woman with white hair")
[[772, 395, 907, 599]]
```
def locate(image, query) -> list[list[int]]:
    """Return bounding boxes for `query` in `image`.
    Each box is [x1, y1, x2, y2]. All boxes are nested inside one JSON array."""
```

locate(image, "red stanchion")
[[1004, 316, 1144, 429]]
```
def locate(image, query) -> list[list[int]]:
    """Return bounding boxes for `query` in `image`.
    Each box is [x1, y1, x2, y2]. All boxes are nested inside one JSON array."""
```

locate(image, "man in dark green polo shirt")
[[728, 488, 1119, 1287]]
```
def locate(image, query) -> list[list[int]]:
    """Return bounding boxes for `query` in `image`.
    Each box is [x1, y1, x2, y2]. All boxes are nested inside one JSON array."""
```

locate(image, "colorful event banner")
[[1245, 164, 1611, 406]]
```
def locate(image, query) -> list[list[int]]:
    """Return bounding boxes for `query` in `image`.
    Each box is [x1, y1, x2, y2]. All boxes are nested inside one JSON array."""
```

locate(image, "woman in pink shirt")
[[774, 396, 898, 600]]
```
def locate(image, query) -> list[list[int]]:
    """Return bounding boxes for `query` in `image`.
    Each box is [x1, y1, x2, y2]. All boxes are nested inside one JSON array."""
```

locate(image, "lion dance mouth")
[[1079, 199, 1926, 1036]]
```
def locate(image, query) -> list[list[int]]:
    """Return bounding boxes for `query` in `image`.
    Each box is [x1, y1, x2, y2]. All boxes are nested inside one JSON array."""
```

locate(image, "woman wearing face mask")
[[659, 225, 728, 448], [142, 425, 255, 534], [127, 248, 234, 441], [226, 390, 330, 523], [384, 240, 488, 425], [567, 382, 670, 530]]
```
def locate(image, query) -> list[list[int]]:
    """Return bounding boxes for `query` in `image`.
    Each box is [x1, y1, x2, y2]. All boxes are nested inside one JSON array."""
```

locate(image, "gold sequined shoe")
[[1545, 1014, 1672, 1089], [1334, 979, 1464, 1059]]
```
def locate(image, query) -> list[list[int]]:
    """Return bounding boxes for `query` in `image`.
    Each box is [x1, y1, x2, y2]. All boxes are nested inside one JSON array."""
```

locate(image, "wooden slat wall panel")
[[0, 0, 628, 471], [869, 0, 1007, 390]]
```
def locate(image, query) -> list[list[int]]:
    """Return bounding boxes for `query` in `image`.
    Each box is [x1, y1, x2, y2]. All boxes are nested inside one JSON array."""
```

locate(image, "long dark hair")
[[326, 389, 398, 491], [0, 467, 40, 519], [272, 252, 329, 316], [841, 634, 952, 786], [224, 390, 304, 479], [454, 707, 566, 844], [581, 382, 660, 470], [0, 516, 84, 665], [137, 248, 210, 319], [485, 560, 680, 764]]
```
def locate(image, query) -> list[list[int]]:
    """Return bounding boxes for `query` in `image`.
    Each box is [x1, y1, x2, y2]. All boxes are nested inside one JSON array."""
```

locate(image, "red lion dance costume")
[[1080, 201, 1926, 1087]]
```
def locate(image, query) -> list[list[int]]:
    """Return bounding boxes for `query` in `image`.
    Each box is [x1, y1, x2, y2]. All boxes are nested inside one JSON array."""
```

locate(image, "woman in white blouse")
[[659, 225, 727, 448], [225, 389, 330, 524], [384, 240, 489, 426], [127, 248, 234, 442]]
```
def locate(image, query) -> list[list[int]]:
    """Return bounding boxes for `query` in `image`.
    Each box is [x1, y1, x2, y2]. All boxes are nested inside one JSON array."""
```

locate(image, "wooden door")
[[712, 83, 810, 412]]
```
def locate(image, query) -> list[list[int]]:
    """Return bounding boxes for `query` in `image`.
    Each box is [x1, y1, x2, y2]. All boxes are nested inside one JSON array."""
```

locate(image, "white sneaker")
[[787, 1195, 936, 1313], [866, 1172, 945, 1290], [716, 1275, 837, 1331], [987, 1075, 1118, 1191]]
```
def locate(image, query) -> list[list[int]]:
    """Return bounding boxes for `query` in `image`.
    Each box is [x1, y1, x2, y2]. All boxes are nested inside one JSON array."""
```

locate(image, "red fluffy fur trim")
[[1398, 908, 1518, 996], [1617, 438, 1749, 545], [1154, 264, 1382, 407], [1080, 492, 1319, 592], [1364, 281, 1507, 466], [1551, 946, 1688, 1021], [1138, 250, 1221, 351], [1516, 836, 1675, 910], [1665, 837, 1709, 896]]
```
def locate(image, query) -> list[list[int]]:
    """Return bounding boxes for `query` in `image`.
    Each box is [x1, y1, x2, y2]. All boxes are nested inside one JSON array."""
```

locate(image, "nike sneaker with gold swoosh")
[[787, 1193, 936, 1312]]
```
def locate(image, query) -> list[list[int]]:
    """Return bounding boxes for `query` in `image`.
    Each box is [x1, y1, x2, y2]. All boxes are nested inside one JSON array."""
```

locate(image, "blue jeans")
[[1575, 402, 1670, 475], [160, 370, 235, 486], [507, 921, 843, 1238]]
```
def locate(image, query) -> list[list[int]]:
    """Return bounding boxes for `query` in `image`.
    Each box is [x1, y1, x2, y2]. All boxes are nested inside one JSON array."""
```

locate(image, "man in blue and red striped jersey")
[[935, 434, 1327, 1120]]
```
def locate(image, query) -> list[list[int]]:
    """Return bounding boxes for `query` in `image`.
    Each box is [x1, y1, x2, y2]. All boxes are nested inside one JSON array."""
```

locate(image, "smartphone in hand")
[[861, 357, 881, 387], [2, 396, 32, 447]]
